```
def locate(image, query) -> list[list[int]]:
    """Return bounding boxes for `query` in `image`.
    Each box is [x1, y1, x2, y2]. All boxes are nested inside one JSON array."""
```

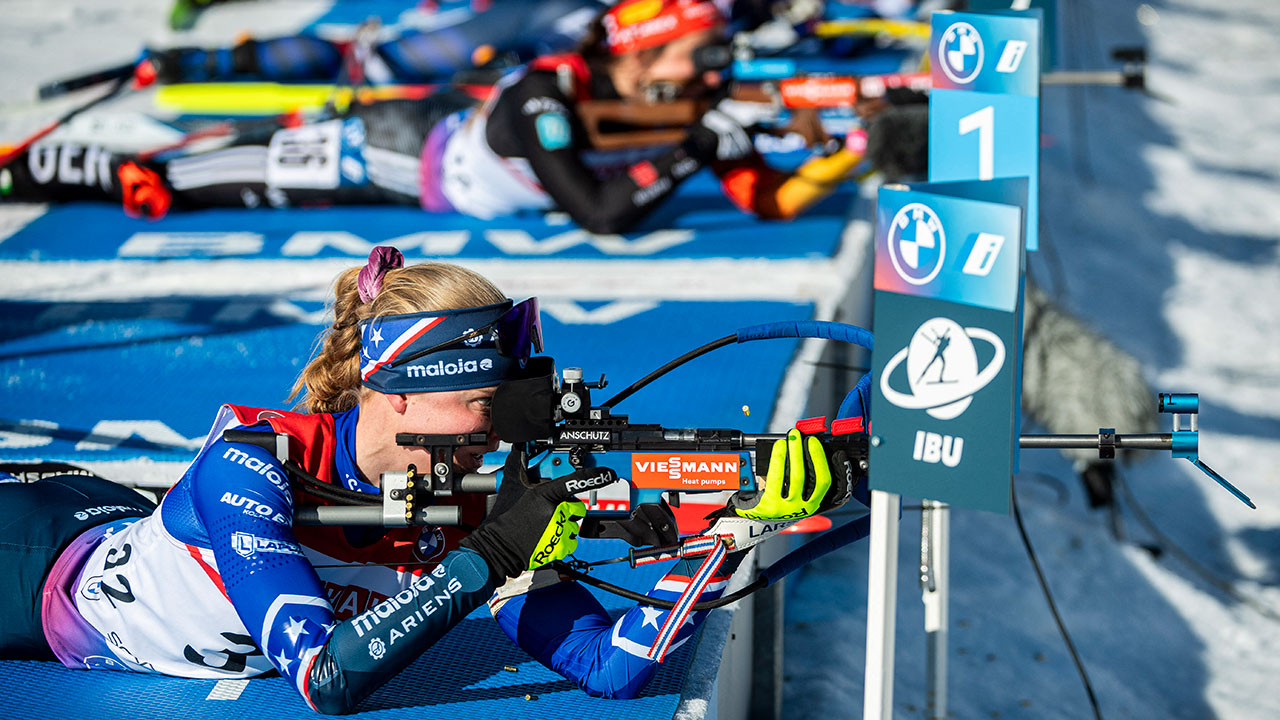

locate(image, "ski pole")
[[37, 60, 139, 100]]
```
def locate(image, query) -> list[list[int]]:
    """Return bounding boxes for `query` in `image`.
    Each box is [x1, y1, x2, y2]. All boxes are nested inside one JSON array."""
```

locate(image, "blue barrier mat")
[[0, 539, 700, 719], [0, 298, 812, 463], [0, 171, 852, 262]]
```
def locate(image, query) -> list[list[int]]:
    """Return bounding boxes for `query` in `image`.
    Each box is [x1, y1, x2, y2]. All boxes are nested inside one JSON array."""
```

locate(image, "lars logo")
[[887, 203, 946, 286], [747, 520, 793, 538], [231, 532, 303, 559], [880, 317, 1005, 420], [938, 22, 984, 84]]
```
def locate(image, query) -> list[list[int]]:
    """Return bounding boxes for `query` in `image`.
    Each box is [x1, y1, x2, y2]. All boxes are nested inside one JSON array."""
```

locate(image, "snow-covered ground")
[[1, 1, 1276, 719], [782, 2, 1280, 718]]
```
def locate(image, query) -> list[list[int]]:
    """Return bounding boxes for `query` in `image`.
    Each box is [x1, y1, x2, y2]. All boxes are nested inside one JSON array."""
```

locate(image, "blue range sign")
[[869, 181, 1026, 514], [928, 10, 1041, 250]]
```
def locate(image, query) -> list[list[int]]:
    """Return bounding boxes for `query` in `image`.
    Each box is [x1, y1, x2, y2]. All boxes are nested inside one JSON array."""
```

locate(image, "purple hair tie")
[[357, 246, 405, 304]]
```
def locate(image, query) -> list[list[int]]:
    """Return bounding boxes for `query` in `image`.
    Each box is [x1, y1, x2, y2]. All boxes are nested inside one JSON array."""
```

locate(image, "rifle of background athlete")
[[574, 43, 1148, 150], [574, 43, 931, 150]]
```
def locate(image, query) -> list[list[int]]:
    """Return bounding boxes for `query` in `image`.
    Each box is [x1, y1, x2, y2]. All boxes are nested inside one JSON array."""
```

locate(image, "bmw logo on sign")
[[887, 203, 946, 286], [938, 22, 984, 84]]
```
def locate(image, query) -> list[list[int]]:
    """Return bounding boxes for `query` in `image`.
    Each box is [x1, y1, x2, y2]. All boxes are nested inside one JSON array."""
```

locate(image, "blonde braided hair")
[[289, 261, 507, 413]]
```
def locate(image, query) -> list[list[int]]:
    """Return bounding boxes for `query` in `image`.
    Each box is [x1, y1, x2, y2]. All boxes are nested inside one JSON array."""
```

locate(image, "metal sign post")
[[862, 489, 901, 720], [863, 176, 1026, 718], [863, 10, 1041, 717], [921, 500, 950, 719]]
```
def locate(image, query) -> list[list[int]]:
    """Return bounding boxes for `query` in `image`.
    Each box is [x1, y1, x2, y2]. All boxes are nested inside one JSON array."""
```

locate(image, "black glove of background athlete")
[[460, 448, 616, 586], [682, 83, 775, 163]]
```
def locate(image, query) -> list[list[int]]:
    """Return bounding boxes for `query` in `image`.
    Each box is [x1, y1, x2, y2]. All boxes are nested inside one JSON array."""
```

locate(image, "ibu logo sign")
[[870, 181, 1026, 514], [879, 316, 1007, 421]]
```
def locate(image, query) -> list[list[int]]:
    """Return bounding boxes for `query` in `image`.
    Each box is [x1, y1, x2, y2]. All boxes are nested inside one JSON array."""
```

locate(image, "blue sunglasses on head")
[[388, 297, 543, 369]]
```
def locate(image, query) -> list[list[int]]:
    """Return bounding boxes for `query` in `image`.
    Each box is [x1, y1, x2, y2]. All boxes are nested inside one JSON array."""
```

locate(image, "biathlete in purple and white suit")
[[0, 246, 846, 712]]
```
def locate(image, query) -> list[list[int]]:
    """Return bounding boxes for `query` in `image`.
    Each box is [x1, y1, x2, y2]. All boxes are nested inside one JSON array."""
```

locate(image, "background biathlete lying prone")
[[0, 0, 864, 234]]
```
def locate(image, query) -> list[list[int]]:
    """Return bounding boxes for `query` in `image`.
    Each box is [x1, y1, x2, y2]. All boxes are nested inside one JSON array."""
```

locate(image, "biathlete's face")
[[621, 27, 723, 101], [391, 387, 500, 475]]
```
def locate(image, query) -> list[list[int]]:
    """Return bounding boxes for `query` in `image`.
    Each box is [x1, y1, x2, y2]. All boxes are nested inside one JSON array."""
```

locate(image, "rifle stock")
[[576, 87, 827, 150], [576, 98, 703, 149], [574, 71, 934, 150]]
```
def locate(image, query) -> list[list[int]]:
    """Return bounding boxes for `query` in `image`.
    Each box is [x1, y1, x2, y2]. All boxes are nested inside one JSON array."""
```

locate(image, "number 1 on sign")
[[958, 105, 995, 180]]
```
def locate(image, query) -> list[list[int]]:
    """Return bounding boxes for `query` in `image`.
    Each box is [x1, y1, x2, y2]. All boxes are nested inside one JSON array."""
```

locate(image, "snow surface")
[[1, 1, 1277, 719], [782, 2, 1280, 719]]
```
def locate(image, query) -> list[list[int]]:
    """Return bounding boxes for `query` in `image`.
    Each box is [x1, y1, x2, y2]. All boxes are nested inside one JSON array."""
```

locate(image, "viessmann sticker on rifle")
[[630, 453, 742, 489]]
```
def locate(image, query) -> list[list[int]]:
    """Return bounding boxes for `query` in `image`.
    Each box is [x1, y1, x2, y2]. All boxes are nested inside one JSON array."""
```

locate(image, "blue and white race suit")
[[40, 403, 733, 711]]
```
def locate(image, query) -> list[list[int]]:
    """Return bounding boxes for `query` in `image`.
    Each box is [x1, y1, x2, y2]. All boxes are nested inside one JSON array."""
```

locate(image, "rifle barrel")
[[458, 474, 499, 493], [605, 431, 1172, 451], [294, 505, 463, 526], [1041, 70, 1130, 86], [1018, 433, 1172, 450]]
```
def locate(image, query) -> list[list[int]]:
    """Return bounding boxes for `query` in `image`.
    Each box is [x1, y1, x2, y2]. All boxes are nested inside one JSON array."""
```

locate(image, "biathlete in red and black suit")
[[0, 0, 862, 234]]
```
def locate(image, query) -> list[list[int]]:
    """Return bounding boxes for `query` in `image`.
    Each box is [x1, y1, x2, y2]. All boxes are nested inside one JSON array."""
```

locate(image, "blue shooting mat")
[[0, 539, 703, 719], [0, 297, 812, 463], [0, 169, 852, 262]]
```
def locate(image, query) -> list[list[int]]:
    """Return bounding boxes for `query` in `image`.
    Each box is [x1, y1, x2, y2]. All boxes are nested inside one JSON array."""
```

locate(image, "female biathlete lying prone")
[[0, 0, 862, 234], [0, 246, 850, 713]]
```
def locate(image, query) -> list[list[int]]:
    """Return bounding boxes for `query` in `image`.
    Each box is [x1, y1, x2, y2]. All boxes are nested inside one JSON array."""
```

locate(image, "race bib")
[[266, 118, 367, 190]]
